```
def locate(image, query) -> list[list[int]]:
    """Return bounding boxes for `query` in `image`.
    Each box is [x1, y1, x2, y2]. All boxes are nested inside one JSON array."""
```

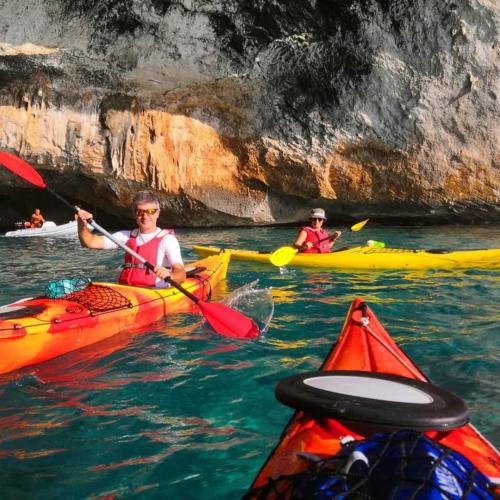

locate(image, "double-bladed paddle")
[[269, 219, 369, 267], [0, 151, 259, 339]]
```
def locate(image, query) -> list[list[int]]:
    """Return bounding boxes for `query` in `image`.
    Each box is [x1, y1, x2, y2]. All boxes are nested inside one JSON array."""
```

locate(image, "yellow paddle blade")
[[269, 246, 298, 267], [350, 218, 369, 232]]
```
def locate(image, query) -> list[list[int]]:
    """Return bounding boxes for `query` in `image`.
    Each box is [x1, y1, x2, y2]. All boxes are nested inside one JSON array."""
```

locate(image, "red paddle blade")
[[0, 152, 47, 188], [198, 301, 260, 339]]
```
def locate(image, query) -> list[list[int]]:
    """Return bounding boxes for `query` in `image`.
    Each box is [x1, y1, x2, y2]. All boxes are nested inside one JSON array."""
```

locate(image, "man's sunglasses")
[[135, 208, 159, 216], [310, 218, 324, 222]]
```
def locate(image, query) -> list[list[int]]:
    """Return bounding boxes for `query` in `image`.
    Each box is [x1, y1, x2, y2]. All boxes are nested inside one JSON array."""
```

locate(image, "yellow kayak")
[[193, 245, 500, 270]]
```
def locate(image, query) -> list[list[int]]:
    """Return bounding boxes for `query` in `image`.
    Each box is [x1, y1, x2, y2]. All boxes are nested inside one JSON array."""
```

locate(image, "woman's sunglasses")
[[310, 218, 324, 222], [135, 208, 159, 217]]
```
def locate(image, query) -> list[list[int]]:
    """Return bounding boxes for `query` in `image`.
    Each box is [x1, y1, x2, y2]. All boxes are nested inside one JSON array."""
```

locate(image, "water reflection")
[[0, 226, 499, 499]]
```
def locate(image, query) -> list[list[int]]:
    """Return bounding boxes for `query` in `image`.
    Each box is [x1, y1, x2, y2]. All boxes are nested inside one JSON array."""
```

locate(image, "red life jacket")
[[118, 228, 175, 287], [301, 226, 330, 253]]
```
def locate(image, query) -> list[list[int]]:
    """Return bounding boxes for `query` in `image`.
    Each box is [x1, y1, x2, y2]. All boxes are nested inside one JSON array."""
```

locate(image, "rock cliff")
[[0, 0, 498, 227]]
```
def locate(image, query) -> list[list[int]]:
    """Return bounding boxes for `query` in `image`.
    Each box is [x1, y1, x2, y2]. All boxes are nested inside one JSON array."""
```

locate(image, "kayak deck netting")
[[62, 283, 132, 312], [0, 253, 230, 374], [246, 298, 500, 495], [193, 245, 500, 269]]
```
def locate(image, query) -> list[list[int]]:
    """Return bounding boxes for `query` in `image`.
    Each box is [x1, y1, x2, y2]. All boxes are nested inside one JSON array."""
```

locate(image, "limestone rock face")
[[0, 0, 498, 227]]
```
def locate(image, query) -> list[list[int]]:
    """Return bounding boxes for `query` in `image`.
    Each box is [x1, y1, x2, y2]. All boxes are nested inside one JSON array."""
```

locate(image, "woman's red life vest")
[[118, 228, 175, 287], [301, 226, 330, 253]]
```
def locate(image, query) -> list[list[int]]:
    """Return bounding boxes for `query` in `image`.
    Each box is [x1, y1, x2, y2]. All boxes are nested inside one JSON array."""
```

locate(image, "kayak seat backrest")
[[332, 246, 350, 252], [0, 305, 45, 320], [425, 249, 452, 254], [186, 266, 207, 277]]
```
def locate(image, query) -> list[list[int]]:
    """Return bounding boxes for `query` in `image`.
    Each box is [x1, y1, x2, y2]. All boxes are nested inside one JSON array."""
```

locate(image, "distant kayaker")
[[76, 191, 186, 287], [293, 208, 342, 253], [25, 208, 45, 228]]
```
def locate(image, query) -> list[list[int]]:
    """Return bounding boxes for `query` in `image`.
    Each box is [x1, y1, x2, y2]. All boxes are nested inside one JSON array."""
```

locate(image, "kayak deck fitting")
[[246, 298, 500, 497], [193, 245, 500, 269], [0, 253, 230, 375]]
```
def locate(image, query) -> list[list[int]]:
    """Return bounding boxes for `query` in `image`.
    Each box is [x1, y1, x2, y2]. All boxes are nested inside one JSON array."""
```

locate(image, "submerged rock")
[[0, 0, 498, 227]]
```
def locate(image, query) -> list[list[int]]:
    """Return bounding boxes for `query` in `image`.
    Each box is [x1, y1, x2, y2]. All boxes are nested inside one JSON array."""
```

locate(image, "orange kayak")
[[247, 298, 500, 497], [0, 253, 230, 375]]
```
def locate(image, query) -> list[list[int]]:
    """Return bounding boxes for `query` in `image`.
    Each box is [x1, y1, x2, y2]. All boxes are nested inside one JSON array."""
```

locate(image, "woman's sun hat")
[[309, 208, 327, 220]]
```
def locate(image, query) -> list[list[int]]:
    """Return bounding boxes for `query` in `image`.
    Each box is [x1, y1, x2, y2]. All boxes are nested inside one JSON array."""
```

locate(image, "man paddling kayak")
[[293, 208, 342, 253], [76, 191, 186, 287]]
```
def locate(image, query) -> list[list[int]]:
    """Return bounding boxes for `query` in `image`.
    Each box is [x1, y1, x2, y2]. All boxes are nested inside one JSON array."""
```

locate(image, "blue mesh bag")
[[246, 430, 497, 499], [45, 276, 91, 298]]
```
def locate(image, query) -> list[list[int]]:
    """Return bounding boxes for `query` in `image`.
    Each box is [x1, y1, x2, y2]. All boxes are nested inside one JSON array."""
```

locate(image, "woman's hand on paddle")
[[328, 231, 342, 248]]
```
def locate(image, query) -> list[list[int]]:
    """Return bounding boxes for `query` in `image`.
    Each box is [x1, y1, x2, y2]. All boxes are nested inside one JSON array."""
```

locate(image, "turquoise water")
[[0, 225, 499, 499]]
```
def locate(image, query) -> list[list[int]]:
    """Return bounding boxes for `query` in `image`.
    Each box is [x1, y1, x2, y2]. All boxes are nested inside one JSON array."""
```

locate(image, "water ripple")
[[0, 226, 499, 499]]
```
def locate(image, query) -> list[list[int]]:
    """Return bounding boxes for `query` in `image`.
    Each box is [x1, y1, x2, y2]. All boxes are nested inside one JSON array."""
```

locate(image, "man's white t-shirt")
[[103, 228, 183, 288]]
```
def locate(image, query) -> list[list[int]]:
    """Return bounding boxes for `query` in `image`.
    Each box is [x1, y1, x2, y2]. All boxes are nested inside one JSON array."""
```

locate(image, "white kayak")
[[5, 220, 78, 238]]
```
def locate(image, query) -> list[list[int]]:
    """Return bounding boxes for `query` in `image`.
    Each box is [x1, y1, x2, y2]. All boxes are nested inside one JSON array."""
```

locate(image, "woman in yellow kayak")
[[293, 208, 342, 253]]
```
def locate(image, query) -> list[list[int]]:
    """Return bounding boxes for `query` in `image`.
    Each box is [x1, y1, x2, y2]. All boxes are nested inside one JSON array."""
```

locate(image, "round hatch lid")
[[275, 370, 469, 431]]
